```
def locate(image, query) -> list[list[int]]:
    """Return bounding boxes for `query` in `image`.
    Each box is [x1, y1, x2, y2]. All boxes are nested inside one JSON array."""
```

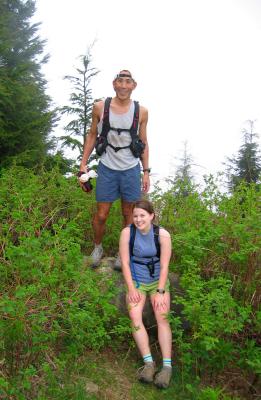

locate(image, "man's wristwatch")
[[143, 168, 151, 173], [157, 288, 165, 294]]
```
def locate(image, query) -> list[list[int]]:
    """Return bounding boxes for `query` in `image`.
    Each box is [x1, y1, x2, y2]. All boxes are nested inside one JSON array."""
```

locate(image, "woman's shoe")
[[154, 366, 172, 389], [137, 362, 156, 383]]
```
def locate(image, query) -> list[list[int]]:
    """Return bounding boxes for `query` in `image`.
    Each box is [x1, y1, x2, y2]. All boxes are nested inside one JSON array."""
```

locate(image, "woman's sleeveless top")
[[131, 225, 161, 284]]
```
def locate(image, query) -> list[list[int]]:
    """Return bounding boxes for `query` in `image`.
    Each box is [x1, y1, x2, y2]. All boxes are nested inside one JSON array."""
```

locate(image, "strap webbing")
[[100, 98, 140, 143], [129, 224, 161, 259]]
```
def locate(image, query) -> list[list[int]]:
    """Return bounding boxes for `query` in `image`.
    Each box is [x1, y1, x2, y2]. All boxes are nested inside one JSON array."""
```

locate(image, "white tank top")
[[97, 100, 139, 170]]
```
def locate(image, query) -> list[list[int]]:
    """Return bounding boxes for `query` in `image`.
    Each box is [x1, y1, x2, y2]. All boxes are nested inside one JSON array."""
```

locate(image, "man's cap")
[[113, 70, 136, 82]]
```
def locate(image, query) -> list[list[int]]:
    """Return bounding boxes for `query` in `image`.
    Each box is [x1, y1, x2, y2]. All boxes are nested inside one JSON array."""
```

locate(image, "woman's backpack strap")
[[129, 223, 136, 257], [153, 224, 161, 258], [129, 223, 160, 259]]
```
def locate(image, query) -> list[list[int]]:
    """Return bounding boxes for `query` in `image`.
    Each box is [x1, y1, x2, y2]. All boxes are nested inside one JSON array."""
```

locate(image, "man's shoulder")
[[138, 104, 148, 122], [132, 101, 147, 114], [139, 104, 148, 113], [92, 99, 106, 118], [93, 98, 105, 108]]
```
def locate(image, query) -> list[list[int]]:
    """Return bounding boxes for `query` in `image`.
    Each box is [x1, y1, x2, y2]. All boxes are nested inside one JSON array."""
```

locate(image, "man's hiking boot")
[[90, 245, 103, 268], [113, 253, 122, 271], [154, 366, 172, 389], [137, 362, 156, 383]]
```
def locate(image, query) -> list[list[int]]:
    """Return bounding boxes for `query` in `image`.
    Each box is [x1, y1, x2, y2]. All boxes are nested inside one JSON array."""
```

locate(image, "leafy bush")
[[1, 167, 260, 398], [0, 167, 128, 395], [151, 176, 260, 394]]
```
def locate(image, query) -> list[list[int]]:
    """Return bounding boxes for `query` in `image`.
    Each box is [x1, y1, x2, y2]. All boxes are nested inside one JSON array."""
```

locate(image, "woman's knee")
[[129, 309, 142, 324], [128, 309, 143, 328], [154, 310, 170, 325]]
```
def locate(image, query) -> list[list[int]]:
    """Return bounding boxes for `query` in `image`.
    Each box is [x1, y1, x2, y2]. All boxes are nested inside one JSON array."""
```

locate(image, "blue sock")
[[163, 358, 172, 368], [143, 354, 153, 364]]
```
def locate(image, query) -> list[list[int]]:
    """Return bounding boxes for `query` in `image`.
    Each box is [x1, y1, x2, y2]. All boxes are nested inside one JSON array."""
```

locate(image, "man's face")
[[113, 74, 137, 100]]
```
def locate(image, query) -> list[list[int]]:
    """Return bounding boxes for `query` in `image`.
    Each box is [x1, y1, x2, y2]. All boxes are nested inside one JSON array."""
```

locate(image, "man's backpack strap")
[[129, 101, 139, 137], [97, 98, 144, 158], [100, 97, 112, 138], [129, 100, 146, 158], [101, 98, 139, 139]]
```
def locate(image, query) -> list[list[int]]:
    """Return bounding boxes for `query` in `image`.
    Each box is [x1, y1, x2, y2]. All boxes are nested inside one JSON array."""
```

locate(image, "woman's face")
[[133, 207, 154, 232]]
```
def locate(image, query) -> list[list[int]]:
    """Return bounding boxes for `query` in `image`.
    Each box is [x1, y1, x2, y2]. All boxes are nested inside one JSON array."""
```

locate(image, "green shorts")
[[135, 280, 170, 296]]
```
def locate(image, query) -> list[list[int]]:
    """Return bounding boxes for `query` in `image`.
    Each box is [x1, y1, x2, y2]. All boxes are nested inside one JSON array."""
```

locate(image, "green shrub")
[[0, 167, 127, 379], [1, 167, 260, 398]]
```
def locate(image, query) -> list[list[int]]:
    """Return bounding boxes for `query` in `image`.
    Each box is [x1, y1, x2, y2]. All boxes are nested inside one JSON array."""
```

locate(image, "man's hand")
[[142, 173, 150, 193], [77, 168, 89, 192], [79, 164, 88, 174]]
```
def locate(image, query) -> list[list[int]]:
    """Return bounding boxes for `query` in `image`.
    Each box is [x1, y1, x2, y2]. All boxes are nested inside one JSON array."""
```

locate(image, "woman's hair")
[[132, 199, 155, 216]]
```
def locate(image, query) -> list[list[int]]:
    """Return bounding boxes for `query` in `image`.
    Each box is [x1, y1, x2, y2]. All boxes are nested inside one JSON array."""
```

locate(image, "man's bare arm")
[[139, 106, 149, 170], [80, 101, 102, 171], [139, 106, 150, 192]]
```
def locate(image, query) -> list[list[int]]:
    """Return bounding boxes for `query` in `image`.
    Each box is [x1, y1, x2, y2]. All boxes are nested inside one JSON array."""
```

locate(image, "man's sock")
[[163, 358, 172, 368], [143, 354, 153, 364]]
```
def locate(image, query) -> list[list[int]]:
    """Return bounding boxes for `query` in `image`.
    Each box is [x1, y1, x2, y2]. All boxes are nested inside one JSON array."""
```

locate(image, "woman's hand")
[[127, 288, 142, 304], [153, 292, 168, 312]]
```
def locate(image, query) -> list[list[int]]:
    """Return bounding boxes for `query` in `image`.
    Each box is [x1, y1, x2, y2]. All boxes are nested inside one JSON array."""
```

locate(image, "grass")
[[24, 347, 186, 400], [15, 347, 254, 400], [4, 341, 259, 399]]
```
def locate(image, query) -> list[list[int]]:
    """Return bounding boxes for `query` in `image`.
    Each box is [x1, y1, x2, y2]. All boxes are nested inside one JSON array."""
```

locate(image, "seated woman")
[[119, 199, 172, 389]]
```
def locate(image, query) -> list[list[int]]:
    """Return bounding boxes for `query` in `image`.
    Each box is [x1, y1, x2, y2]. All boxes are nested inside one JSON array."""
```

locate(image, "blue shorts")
[[96, 162, 141, 202]]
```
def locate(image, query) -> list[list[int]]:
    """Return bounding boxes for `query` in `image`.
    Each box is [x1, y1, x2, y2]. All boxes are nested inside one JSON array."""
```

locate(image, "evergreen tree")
[[0, 0, 55, 168], [168, 141, 196, 196], [59, 47, 99, 161], [226, 120, 261, 191]]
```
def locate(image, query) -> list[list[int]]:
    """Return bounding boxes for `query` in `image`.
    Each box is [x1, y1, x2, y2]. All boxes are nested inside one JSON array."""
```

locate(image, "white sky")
[[34, 0, 261, 186]]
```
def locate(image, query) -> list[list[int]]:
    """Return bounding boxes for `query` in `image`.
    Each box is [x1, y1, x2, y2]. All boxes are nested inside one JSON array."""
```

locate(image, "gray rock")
[[90, 257, 190, 332]]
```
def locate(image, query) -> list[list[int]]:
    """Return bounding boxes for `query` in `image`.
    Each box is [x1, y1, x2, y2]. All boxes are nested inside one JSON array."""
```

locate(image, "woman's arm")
[[119, 226, 141, 304], [157, 228, 171, 290], [152, 228, 172, 311]]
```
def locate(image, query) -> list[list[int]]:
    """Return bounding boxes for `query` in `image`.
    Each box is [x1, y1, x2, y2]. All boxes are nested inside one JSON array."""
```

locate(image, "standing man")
[[79, 70, 150, 269]]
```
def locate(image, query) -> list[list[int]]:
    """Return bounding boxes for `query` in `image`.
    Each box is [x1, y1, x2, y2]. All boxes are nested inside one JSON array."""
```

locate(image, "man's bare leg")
[[121, 200, 134, 227], [90, 202, 112, 267], [92, 202, 112, 244], [114, 200, 134, 270]]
